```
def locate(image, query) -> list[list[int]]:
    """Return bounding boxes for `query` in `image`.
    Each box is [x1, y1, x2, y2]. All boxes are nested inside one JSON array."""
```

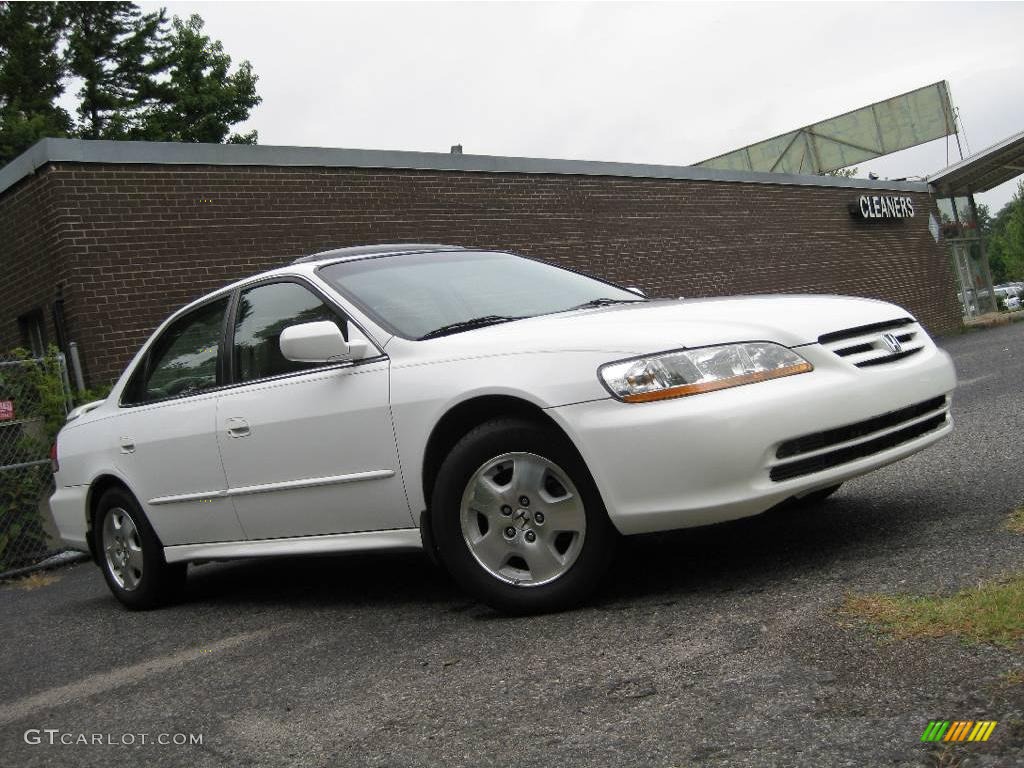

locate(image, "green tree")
[[64, 1, 166, 139], [138, 14, 260, 144], [1000, 183, 1024, 280], [972, 202, 1005, 283], [0, 2, 260, 169], [985, 182, 1024, 283], [974, 202, 992, 235], [0, 2, 72, 164], [988, 236, 1008, 284]]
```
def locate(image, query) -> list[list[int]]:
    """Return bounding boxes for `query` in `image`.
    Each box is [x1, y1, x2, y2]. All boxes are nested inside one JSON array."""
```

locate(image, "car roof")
[[171, 244, 480, 319], [290, 243, 468, 265]]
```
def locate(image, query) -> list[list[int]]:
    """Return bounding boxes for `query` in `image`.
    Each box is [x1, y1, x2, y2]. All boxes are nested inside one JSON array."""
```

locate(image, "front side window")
[[128, 297, 229, 404], [233, 281, 345, 383]]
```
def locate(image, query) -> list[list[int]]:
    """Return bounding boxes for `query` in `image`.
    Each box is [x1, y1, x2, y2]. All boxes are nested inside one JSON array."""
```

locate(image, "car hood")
[[396, 294, 914, 358]]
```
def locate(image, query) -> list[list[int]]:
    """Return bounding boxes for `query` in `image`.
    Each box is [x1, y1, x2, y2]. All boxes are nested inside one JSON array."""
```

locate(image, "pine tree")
[[64, 1, 166, 139], [0, 2, 72, 164], [0, 2, 261, 169], [139, 14, 260, 144]]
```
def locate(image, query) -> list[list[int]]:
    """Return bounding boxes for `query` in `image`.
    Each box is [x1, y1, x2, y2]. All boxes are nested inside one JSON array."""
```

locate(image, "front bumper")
[[548, 342, 956, 535]]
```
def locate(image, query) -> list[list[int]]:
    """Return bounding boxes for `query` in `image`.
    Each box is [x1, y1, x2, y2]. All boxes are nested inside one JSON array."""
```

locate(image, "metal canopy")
[[927, 129, 1024, 196], [696, 81, 956, 176]]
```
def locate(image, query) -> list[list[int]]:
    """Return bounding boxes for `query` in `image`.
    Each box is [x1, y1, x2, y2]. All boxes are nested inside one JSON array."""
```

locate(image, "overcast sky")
[[142, 1, 1024, 212]]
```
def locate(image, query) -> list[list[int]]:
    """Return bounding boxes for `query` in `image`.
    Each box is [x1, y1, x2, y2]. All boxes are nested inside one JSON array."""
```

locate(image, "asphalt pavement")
[[2, 322, 1023, 767]]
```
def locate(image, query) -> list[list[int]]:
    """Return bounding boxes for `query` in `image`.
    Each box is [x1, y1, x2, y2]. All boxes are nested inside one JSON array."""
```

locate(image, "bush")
[[0, 465, 53, 571], [0, 346, 68, 572], [74, 382, 113, 407]]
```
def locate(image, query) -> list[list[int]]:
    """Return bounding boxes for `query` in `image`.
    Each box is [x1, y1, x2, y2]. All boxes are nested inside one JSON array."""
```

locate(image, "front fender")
[[389, 351, 614, 513]]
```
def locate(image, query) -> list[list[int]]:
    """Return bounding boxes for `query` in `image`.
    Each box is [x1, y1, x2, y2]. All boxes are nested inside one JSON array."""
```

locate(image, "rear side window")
[[126, 297, 229, 404], [232, 281, 345, 383]]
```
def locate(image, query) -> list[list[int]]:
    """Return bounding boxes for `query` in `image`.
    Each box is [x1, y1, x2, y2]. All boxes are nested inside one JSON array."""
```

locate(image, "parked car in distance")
[[51, 244, 957, 613], [994, 285, 1022, 311]]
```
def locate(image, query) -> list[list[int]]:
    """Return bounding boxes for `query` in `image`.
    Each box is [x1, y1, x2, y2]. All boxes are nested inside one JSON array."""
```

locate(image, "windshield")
[[317, 251, 644, 339]]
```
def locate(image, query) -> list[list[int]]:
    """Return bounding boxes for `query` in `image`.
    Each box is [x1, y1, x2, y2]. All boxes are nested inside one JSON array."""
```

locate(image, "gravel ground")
[[1, 322, 1022, 768]]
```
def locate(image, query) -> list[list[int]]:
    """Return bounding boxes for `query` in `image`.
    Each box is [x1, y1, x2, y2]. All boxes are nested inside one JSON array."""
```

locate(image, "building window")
[[17, 309, 46, 357]]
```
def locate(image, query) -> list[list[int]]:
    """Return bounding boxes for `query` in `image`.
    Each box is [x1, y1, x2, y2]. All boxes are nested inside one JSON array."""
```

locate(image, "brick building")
[[0, 138, 959, 387]]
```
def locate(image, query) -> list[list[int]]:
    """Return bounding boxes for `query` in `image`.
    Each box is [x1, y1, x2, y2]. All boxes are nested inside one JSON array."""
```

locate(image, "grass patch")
[[844, 575, 1024, 648], [928, 744, 965, 768], [1006, 506, 1024, 535], [1000, 668, 1024, 687], [4, 571, 61, 590]]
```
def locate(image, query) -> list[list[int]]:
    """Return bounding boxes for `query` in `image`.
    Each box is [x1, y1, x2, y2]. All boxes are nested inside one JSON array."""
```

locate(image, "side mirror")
[[626, 286, 647, 298], [279, 321, 368, 363]]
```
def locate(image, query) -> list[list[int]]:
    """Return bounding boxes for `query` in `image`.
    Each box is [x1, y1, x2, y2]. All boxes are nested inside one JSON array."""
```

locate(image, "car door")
[[215, 278, 413, 540], [114, 295, 246, 546]]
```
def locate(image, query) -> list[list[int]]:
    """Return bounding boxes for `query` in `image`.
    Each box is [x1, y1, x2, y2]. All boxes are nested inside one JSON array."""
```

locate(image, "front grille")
[[770, 397, 948, 482], [818, 318, 915, 345], [776, 397, 946, 459], [819, 318, 926, 368], [856, 348, 921, 367]]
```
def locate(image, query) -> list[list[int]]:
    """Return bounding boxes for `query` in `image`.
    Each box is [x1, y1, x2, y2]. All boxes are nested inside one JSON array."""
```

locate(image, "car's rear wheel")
[[431, 418, 617, 613], [96, 487, 186, 610]]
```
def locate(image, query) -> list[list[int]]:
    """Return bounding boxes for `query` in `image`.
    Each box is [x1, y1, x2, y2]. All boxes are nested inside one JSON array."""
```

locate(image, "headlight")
[[599, 342, 813, 403]]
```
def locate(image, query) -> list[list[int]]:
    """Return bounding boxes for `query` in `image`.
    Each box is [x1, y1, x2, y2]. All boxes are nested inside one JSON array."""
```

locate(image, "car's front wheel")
[[431, 418, 617, 613], [96, 487, 186, 609]]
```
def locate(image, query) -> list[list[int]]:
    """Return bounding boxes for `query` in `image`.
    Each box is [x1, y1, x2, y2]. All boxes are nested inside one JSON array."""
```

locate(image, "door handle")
[[119, 437, 135, 454], [225, 417, 251, 438]]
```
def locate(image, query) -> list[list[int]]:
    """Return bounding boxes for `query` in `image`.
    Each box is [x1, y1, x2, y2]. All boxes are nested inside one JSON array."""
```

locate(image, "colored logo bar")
[[921, 720, 998, 742]]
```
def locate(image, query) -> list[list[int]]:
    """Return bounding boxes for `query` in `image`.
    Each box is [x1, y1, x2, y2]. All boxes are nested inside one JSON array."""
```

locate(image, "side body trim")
[[164, 528, 423, 563], [148, 469, 395, 506]]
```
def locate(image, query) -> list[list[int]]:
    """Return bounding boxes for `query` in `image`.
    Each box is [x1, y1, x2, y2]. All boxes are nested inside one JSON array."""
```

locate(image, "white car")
[[994, 286, 1022, 311], [50, 244, 956, 613]]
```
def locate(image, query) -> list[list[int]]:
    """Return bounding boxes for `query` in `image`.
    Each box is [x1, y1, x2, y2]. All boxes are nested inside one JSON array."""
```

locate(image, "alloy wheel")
[[459, 452, 586, 586], [102, 507, 144, 591]]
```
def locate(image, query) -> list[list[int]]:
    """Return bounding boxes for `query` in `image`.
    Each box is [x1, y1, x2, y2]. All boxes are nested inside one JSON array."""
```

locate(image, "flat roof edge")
[[0, 137, 933, 196], [926, 128, 1024, 194]]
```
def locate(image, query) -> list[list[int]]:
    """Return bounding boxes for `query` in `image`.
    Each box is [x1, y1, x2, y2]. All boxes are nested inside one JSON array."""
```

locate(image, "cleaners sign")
[[850, 195, 915, 219]]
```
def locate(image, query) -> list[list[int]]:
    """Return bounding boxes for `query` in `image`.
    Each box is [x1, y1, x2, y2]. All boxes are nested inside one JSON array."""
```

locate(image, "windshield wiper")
[[418, 315, 523, 340], [563, 297, 645, 312]]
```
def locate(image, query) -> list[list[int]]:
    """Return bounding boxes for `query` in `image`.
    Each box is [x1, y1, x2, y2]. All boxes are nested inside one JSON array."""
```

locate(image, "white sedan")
[[50, 244, 956, 613]]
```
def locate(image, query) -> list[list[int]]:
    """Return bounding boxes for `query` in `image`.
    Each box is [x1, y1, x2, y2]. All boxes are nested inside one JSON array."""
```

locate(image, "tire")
[[794, 483, 843, 506], [95, 487, 186, 610], [430, 418, 617, 614]]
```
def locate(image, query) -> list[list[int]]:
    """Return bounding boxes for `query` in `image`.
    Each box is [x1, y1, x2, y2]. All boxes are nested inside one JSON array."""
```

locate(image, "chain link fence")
[[0, 351, 74, 575]]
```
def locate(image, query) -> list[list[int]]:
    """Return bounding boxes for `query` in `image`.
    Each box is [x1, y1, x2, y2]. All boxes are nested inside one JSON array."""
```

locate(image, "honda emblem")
[[880, 332, 903, 354]]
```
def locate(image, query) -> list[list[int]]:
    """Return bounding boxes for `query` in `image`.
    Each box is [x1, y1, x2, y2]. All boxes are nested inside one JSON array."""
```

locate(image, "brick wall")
[[0, 166, 75, 355], [1, 162, 960, 385]]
